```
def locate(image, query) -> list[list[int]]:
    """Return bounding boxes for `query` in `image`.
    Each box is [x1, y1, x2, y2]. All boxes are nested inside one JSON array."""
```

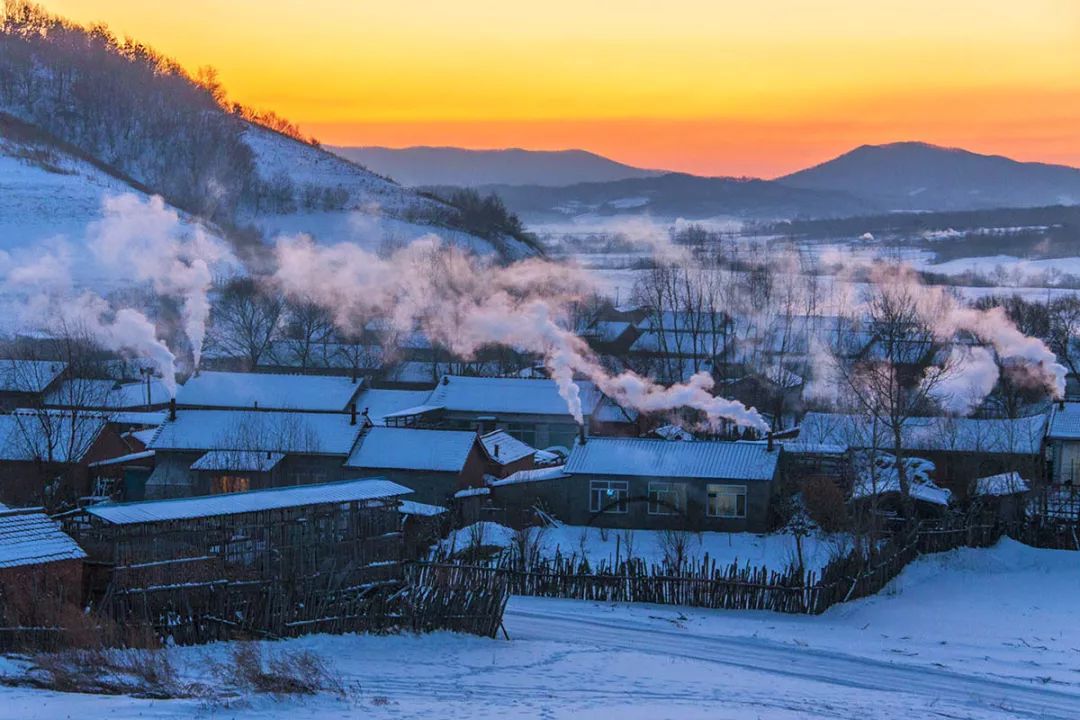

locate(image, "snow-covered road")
[[506, 598, 1080, 720]]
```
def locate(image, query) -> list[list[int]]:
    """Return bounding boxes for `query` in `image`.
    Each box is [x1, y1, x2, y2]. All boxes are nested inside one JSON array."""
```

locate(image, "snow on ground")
[[442, 523, 845, 574], [2, 539, 1077, 719]]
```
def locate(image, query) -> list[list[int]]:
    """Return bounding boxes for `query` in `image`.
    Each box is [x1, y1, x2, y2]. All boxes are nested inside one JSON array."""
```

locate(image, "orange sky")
[[43, 0, 1080, 177]]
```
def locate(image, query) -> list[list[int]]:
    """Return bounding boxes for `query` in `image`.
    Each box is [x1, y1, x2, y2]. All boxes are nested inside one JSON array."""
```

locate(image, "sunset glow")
[[42, 0, 1080, 176]]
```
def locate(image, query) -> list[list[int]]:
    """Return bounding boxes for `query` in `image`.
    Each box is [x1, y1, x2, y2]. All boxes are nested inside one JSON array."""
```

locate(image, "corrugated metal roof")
[[0, 510, 86, 568], [346, 427, 477, 472], [480, 430, 536, 465], [85, 477, 411, 525], [565, 437, 779, 481], [354, 388, 436, 425], [190, 450, 284, 472], [799, 412, 1047, 455], [426, 376, 601, 417], [1048, 402, 1080, 440], [148, 409, 363, 456], [177, 371, 363, 412]]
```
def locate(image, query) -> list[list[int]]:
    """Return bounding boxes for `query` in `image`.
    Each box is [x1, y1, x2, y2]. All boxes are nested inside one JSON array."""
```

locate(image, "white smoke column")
[[272, 235, 768, 431], [88, 194, 235, 368], [927, 345, 1000, 415]]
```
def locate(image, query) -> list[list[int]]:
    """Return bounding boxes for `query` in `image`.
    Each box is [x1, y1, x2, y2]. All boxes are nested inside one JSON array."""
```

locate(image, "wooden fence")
[[417, 518, 1008, 616]]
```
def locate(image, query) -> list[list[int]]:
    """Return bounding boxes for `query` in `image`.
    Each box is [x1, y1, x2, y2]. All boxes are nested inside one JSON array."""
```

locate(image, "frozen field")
[[1, 538, 1077, 719]]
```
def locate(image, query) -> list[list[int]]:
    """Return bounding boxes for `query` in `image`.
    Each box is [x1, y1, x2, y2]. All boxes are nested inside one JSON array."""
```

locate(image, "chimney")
[[494, 444, 500, 459], [578, 425, 587, 446], [168, 398, 176, 421], [441, 375, 450, 386], [1059, 398, 1066, 410], [266, 450, 272, 460], [349, 402, 357, 426], [766, 432, 775, 452]]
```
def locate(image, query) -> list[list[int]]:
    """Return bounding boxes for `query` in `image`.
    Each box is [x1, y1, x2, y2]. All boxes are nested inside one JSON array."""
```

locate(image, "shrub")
[[800, 477, 849, 533]]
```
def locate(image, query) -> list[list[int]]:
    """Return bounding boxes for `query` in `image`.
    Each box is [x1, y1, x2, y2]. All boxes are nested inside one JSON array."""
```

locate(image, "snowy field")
[[441, 523, 847, 574], [2, 538, 1077, 719]]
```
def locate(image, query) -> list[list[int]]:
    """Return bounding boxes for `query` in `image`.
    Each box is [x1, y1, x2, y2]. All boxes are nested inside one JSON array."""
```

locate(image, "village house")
[[143, 404, 366, 498], [344, 426, 489, 505], [479, 429, 537, 479], [491, 436, 782, 532], [1046, 401, 1080, 485], [176, 370, 364, 413], [797, 411, 1047, 500], [0, 409, 131, 509], [413, 375, 613, 450], [0, 360, 67, 410], [66, 478, 411, 640], [44, 377, 172, 412], [0, 506, 87, 640]]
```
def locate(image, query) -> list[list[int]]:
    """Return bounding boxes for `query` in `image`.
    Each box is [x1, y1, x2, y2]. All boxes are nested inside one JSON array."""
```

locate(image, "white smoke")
[[272, 235, 768, 431], [88, 194, 235, 368], [927, 345, 1000, 415]]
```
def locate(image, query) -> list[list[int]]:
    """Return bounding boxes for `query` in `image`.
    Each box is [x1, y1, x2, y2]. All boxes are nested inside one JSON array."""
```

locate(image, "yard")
[[0, 538, 1076, 719]]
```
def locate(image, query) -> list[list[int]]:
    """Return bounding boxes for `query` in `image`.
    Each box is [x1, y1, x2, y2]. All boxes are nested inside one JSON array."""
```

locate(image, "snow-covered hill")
[[241, 126, 536, 258]]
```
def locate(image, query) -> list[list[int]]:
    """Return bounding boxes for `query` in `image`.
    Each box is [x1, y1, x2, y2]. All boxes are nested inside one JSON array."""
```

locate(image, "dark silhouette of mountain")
[[444, 173, 877, 222], [332, 146, 660, 187], [779, 142, 1080, 211]]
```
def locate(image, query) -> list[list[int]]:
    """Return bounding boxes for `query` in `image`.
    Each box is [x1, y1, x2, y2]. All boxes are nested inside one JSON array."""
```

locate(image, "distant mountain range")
[[397, 142, 1080, 223], [780, 142, 1080, 212], [333, 146, 660, 187]]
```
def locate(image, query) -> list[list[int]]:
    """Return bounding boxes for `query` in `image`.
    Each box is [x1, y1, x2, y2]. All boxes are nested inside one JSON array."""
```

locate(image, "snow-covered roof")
[[454, 486, 490, 498], [45, 378, 171, 409], [593, 396, 637, 424], [176, 371, 363, 412], [799, 412, 1047, 455], [0, 509, 86, 568], [0, 360, 66, 394], [0, 409, 107, 463], [190, 450, 285, 473], [1048, 402, 1080, 440], [354, 388, 436, 425], [426, 376, 601, 417], [480, 430, 536, 465], [565, 437, 779, 481], [382, 405, 445, 420], [853, 473, 951, 506], [110, 411, 166, 426], [974, 471, 1030, 497], [346, 427, 478, 472], [88, 449, 155, 468], [584, 321, 632, 343], [86, 477, 411, 525], [487, 465, 569, 487], [148, 409, 363, 456], [398, 500, 448, 517]]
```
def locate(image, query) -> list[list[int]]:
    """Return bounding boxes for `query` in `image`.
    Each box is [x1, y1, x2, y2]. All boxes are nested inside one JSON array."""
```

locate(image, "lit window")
[[706, 484, 747, 518], [589, 480, 628, 513], [212, 475, 250, 494], [648, 482, 684, 515]]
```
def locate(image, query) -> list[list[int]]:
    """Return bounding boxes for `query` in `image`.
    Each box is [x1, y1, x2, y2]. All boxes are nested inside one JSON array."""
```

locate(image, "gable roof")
[[190, 450, 285, 473], [1048, 402, 1080, 440], [798, 412, 1047, 455], [0, 409, 107, 463], [148, 409, 363, 456], [565, 437, 779, 481], [426, 375, 601, 417], [479, 430, 537, 465], [0, 360, 67, 394], [45, 378, 171, 409], [176, 371, 363, 412], [346, 427, 478, 472], [0, 509, 86, 568], [85, 477, 411, 525], [354, 388, 436, 425]]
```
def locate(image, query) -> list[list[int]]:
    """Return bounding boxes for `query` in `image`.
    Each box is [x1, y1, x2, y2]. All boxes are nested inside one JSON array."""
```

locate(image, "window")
[[648, 482, 684, 515], [212, 475, 250, 494], [589, 480, 628, 513], [706, 484, 747, 518], [505, 422, 537, 448]]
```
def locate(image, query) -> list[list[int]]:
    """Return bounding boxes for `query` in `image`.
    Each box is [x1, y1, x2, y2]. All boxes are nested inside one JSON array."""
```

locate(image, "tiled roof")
[[346, 427, 478, 472], [86, 477, 411, 525], [177, 371, 363, 412], [0, 510, 86, 568], [565, 437, 779, 481], [426, 375, 601, 417], [148, 409, 363, 456]]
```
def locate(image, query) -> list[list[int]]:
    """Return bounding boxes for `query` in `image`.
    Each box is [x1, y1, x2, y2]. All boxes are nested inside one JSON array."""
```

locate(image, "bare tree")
[[279, 297, 335, 371], [207, 278, 285, 370]]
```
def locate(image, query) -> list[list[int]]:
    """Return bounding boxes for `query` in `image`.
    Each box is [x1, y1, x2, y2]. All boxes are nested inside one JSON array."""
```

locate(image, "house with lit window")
[[498, 436, 781, 532], [143, 404, 367, 499]]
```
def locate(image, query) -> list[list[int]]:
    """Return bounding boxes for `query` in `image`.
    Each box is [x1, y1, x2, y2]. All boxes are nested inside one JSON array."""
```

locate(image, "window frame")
[[647, 481, 684, 515], [706, 483, 747, 518], [589, 479, 629, 514]]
